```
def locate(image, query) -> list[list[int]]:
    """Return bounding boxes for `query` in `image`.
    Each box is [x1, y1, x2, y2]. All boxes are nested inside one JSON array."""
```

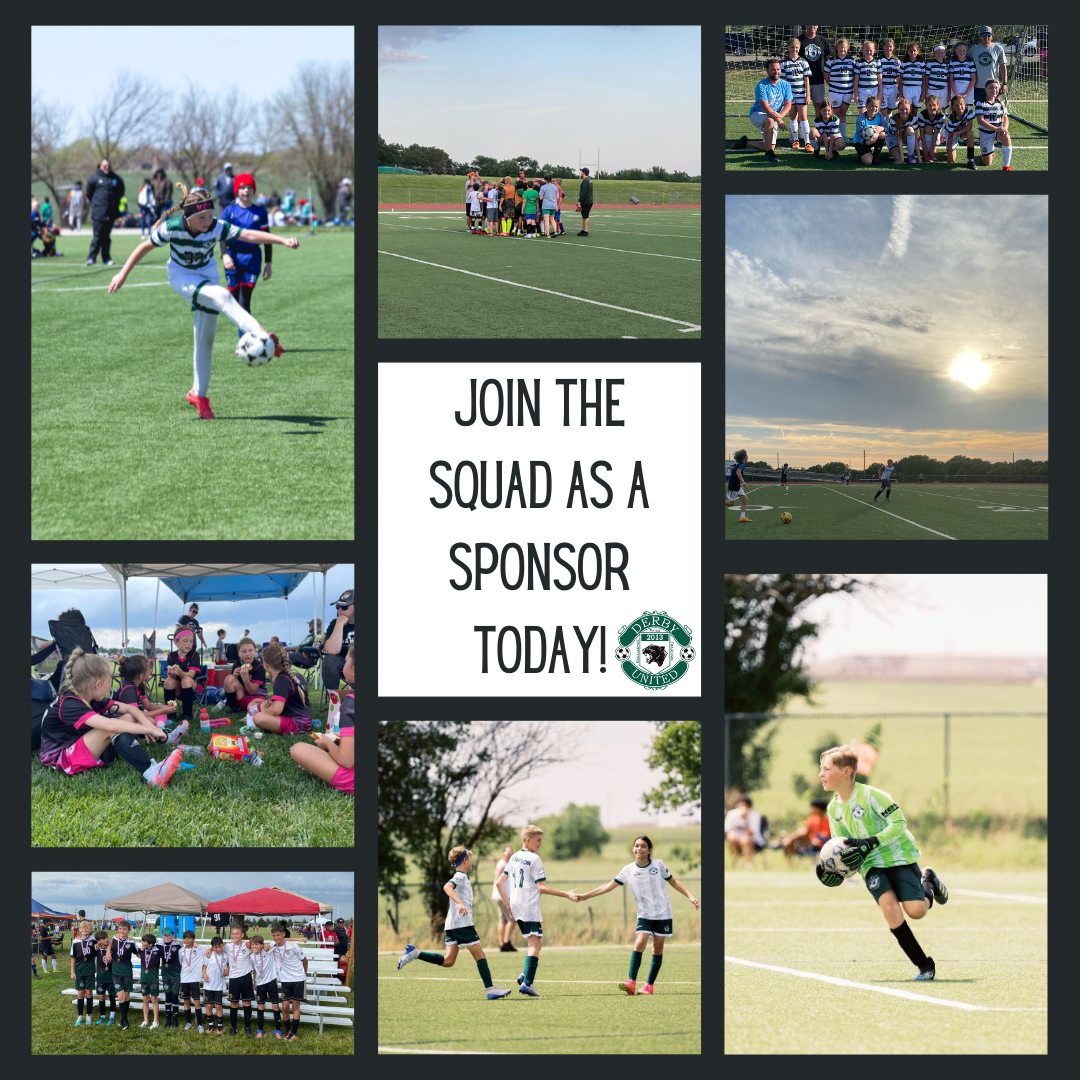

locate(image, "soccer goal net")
[[726, 25, 1048, 136]]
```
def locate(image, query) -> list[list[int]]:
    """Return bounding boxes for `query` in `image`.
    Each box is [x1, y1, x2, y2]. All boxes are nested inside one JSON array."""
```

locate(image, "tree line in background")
[[379, 134, 701, 182], [747, 454, 1048, 478], [32, 65, 354, 219]]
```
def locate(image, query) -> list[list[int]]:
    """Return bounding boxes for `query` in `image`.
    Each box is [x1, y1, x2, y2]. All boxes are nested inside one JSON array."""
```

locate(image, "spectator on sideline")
[[214, 162, 236, 211], [137, 178, 156, 237], [725, 795, 767, 868], [176, 603, 207, 651], [66, 181, 86, 231], [778, 796, 831, 862], [151, 168, 173, 220], [575, 167, 594, 236], [337, 178, 352, 219], [267, 189, 281, 211], [86, 158, 124, 265], [321, 590, 354, 693], [288, 618, 323, 669]]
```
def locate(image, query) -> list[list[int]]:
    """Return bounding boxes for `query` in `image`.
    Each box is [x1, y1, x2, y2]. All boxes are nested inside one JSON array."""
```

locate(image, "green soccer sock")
[[476, 958, 493, 988], [417, 952, 445, 965], [646, 953, 663, 985], [629, 949, 643, 981], [524, 955, 539, 985]]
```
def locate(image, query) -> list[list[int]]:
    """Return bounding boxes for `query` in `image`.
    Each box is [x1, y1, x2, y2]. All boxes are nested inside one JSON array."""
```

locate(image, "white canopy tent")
[[33, 564, 338, 652]]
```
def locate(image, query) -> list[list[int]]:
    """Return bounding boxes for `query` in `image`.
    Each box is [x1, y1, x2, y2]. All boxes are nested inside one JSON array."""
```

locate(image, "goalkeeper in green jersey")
[[816, 745, 949, 981]]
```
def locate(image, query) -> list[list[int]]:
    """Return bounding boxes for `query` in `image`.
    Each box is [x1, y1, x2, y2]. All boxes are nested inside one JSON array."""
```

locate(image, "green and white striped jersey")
[[827, 782, 921, 871], [150, 214, 244, 271]]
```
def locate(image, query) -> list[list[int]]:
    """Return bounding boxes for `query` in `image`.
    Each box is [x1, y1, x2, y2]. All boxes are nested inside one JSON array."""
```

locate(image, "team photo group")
[[734, 24, 1021, 168]]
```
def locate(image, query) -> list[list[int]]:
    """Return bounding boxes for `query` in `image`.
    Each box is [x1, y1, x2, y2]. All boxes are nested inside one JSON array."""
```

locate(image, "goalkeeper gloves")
[[840, 835, 881, 871], [816, 864, 845, 888]]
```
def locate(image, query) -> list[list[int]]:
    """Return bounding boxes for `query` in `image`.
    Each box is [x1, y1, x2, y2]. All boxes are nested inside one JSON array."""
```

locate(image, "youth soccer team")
[[397, 824, 700, 997], [737, 25, 1014, 168], [465, 170, 567, 238]]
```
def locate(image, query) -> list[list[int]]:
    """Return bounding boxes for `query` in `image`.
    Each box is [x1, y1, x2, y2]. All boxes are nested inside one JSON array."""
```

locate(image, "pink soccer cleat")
[[638, 984, 655, 995], [258, 327, 284, 358], [619, 980, 636, 995], [185, 390, 215, 418]]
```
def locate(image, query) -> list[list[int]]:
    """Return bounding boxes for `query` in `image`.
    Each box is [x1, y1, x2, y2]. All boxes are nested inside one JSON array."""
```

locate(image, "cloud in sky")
[[725, 194, 1048, 462], [378, 25, 471, 67]]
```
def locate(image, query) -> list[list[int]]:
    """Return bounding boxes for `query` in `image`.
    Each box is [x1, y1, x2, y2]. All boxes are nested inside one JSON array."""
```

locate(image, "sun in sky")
[[949, 354, 991, 389]]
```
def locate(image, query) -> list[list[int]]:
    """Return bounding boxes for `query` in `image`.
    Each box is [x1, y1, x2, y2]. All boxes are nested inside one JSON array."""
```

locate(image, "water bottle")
[[200, 708, 210, 733], [312, 714, 324, 730], [181, 745, 205, 756], [242, 749, 264, 768]]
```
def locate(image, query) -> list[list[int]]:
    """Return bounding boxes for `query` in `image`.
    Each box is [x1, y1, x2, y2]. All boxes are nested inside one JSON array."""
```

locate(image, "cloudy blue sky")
[[726, 194, 1048, 465], [379, 26, 701, 173], [31, 565, 353, 650], [31, 872, 354, 920]]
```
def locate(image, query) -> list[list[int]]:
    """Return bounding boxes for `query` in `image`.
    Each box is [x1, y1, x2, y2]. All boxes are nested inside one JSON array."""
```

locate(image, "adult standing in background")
[[176, 604, 207, 652], [969, 26, 1007, 106], [575, 167, 594, 237], [137, 178, 156, 238], [321, 589, 354, 693], [66, 181, 86, 231], [85, 158, 124, 266], [798, 25, 831, 124], [151, 168, 173, 220], [214, 162, 236, 211], [337, 178, 352, 220], [493, 846, 517, 951]]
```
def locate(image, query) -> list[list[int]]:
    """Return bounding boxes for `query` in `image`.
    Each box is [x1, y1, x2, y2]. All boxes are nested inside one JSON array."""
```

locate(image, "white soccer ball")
[[236, 330, 274, 367], [614, 645, 631, 662], [819, 838, 856, 878], [680, 646, 695, 661]]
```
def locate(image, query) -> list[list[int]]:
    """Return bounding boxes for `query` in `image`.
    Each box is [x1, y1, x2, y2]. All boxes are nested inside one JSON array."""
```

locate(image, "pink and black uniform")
[[270, 671, 312, 734], [232, 656, 266, 709], [331, 690, 354, 794], [39, 693, 117, 775], [167, 644, 204, 720]]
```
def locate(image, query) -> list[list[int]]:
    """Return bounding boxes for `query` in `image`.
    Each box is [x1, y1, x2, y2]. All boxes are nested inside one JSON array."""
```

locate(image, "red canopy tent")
[[206, 887, 328, 917]]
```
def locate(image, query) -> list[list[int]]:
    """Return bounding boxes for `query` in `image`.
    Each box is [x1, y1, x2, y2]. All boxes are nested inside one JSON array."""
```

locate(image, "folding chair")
[[46, 620, 101, 696]]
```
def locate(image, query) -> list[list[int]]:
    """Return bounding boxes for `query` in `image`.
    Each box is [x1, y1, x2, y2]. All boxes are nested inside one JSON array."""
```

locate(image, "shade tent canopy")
[[207, 886, 331, 916], [104, 564, 335, 579], [31, 565, 123, 590], [105, 883, 211, 915], [32, 900, 76, 918], [158, 574, 309, 603]]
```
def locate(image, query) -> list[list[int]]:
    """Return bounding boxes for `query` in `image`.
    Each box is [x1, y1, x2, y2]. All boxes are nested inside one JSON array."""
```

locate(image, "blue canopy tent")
[[100, 564, 338, 652], [32, 899, 76, 919]]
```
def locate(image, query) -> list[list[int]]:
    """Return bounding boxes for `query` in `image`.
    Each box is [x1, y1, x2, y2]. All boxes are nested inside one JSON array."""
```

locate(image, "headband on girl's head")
[[453, 848, 470, 868], [175, 629, 194, 640], [183, 197, 214, 219]]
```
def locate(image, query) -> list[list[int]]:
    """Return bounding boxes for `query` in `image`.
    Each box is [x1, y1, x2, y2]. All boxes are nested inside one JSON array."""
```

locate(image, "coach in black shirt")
[[575, 168, 594, 236], [176, 604, 207, 651]]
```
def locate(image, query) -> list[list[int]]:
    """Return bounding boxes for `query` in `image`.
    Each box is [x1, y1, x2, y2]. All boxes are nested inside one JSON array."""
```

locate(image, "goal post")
[[726, 25, 1047, 139]]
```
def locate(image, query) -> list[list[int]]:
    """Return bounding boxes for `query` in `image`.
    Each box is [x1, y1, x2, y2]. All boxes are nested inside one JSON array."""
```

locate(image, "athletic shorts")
[[902, 86, 923, 108], [979, 129, 1002, 155], [112, 974, 133, 993], [862, 861, 925, 903], [579, 203, 592, 221], [75, 974, 95, 991], [827, 91, 853, 107], [469, 211, 483, 223], [974, 86, 988, 103], [465, 201, 471, 212], [228, 973, 254, 1001], [279, 980, 306, 1002], [97, 971, 114, 993], [543, 207, 555, 215], [444, 926, 481, 947], [886, 126, 915, 149], [256, 981, 280, 1005], [140, 973, 159, 996], [181, 981, 202, 1000], [524, 213, 535, 221], [203, 989, 223, 1005], [810, 82, 826, 104], [855, 87, 879, 108], [555, 210, 561, 221], [237, 692, 265, 710], [515, 920, 543, 939], [330, 765, 354, 794], [42, 734, 106, 776], [880, 85, 898, 109], [39, 942, 55, 955], [880, 478, 893, 488], [162, 974, 181, 995], [485, 207, 497, 221], [635, 917, 673, 938], [276, 713, 312, 735]]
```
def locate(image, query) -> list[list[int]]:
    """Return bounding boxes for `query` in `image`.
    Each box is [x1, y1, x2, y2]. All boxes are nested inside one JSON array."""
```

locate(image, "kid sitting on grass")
[[944, 94, 977, 169], [38, 647, 182, 787], [224, 637, 266, 712], [917, 95, 946, 162], [163, 628, 203, 721], [249, 643, 312, 734], [114, 654, 178, 729], [854, 95, 886, 164], [290, 645, 354, 794], [573, 834, 700, 996], [397, 845, 513, 1000], [885, 96, 919, 163], [810, 100, 846, 159], [817, 744, 949, 982]]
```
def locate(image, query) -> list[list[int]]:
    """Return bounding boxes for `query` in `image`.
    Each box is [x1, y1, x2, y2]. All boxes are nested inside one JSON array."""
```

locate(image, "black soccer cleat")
[[734, 135, 748, 150], [764, 151, 779, 163], [922, 867, 949, 904], [914, 957, 936, 981]]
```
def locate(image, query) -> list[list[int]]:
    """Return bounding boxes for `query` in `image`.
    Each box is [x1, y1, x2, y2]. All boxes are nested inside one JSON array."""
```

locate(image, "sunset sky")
[[725, 194, 1048, 466]]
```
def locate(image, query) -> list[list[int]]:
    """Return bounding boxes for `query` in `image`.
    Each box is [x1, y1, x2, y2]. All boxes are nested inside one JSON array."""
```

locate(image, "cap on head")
[[980, 26, 993, 36], [580, 167, 589, 176]]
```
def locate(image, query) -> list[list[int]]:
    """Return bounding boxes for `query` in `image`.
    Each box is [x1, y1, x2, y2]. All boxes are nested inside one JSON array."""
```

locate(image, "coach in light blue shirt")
[[732, 58, 792, 164]]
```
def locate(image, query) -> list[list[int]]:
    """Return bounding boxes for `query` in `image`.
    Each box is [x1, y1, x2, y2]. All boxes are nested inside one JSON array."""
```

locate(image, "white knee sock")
[[800, 119, 810, 143], [194, 284, 261, 336], [192, 309, 217, 397], [906, 134, 916, 158], [1002, 146, 1012, 166]]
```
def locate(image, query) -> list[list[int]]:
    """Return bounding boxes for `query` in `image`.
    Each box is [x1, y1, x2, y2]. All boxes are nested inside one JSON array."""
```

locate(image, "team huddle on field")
[[465, 169, 567, 238], [735, 24, 1014, 168]]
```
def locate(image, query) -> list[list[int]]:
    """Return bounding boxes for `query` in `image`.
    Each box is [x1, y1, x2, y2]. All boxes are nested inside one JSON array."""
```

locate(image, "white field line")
[[726, 145, 1048, 152], [378, 943, 701, 955], [378, 977, 701, 983], [950, 888, 1048, 904], [824, 485, 957, 538], [725, 956, 985, 1010], [378, 221, 700, 260], [378, 250, 701, 329], [909, 488, 1048, 510], [725, 927, 1043, 932], [678, 326, 702, 332], [380, 1048, 501, 1055], [31, 282, 171, 294], [622, 336, 639, 338]]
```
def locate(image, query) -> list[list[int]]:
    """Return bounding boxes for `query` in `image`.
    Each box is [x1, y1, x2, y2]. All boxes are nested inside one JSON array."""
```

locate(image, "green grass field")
[[31, 968, 353, 1055], [378, 209, 701, 338], [734, 683, 1048, 825], [380, 943, 700, 1054], [30, 229, 354, 539], [725, 869, 1047, 1054], [726, 481, 1048, 539], [377, 174, 702, 206], [31, 695, 353, 848]]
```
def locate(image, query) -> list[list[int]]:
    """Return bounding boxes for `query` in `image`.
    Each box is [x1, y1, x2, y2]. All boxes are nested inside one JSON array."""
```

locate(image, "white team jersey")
[[444, 870, 474, 930], [203, 949, 229, 991], [614, 859, 674, 920], [273, 942, 306, 981], [225, 941, 253, 977], [180, 945, 204, 983], [501, 847, 546, 923], [249, 947, 278, 986], [150, 214, 243, 272]]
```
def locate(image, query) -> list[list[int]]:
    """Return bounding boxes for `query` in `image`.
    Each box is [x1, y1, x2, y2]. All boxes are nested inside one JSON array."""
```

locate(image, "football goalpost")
[[726, 24, 1048, 140]]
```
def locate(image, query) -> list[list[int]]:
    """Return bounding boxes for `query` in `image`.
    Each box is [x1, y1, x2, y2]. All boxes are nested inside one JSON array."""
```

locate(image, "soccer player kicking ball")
[[816, 746, 949, 982], [397, 846, 512, 1000], [873, 459, 896, 503], [726, 449, 751, 522]]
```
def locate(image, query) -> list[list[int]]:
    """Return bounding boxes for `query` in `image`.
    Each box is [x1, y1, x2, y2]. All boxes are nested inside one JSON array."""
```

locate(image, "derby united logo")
[[614, 610, 695, 690]]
